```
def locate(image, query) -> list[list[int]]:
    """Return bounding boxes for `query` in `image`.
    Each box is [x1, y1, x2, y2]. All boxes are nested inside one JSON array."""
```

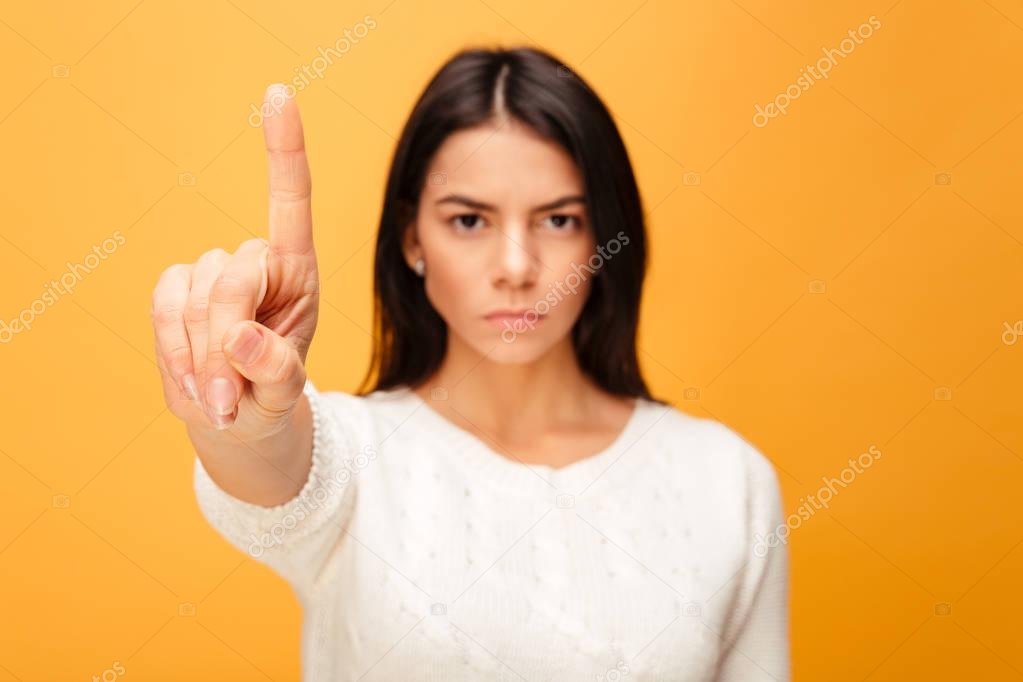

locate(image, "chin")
[[485, 339, 554, 364], [454, 326, 558, 364]]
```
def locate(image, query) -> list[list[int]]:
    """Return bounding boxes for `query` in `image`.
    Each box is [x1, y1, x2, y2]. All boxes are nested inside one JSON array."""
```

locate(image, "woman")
[[150, 46, 789, 681]]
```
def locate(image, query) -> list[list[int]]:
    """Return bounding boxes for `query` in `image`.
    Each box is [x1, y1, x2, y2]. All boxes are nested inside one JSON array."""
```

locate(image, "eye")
[[542, 214, 582, 231], [450, 214, 486, 231]]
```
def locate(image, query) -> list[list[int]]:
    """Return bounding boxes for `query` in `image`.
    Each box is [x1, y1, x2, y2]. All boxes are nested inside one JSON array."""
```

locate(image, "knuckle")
[[210, 272, 250, 305], [270, 185, 311, 203], [151, 266, 189, 311], [156, 263, 188, 287], [183, 298, 210, 324], [239, 238, 268, 253], [169, 262, 191, 277], [151, 304, 183, 328], [200, 248, 229, 264], [266, 345, 294, 385], [206, 337, 226, 359], [164, 343, 193, 374]]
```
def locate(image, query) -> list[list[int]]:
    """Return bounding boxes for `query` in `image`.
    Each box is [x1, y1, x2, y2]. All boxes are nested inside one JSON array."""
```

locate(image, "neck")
[[417, 329, 599, 432]]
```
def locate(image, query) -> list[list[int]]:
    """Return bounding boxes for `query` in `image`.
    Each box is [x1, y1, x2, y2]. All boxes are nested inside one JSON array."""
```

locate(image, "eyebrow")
[[435, 194, 587, 213]]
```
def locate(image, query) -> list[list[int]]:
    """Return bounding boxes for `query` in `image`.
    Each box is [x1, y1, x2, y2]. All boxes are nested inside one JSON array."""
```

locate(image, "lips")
[[485, 310, 538, 322], [484, 309, 546, 329]]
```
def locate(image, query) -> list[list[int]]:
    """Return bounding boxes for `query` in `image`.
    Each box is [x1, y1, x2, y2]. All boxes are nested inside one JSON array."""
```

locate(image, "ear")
[[401, 221, 422, 271]]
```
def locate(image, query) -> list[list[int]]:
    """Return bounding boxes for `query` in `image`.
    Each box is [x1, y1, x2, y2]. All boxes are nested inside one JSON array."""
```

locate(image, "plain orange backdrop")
[[1, 0, 1021, 680]]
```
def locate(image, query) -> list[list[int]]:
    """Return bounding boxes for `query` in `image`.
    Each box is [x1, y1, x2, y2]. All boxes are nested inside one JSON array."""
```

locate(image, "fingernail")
[[212, 408, 236, 431], [182, 374, 199, 401], [227, 325, 262, 365], [207, 377, 238, 416]]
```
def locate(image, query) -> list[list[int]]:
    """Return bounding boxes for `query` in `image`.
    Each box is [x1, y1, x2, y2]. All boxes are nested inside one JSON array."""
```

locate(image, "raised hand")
[[151, 84, 319, 440]]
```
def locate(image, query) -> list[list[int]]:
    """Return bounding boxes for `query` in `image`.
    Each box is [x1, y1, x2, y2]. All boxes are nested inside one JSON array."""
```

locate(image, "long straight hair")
[[356, 46, 654, 402]]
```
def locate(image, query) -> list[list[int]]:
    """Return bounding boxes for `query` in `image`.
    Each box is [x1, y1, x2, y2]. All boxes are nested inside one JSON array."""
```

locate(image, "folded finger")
[[184, 249, 229, 416], [151, 264, 196, 401], [205, 239, 269, 429]]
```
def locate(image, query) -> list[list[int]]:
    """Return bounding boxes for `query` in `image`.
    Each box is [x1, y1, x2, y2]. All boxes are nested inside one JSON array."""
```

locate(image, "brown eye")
[[543, 214, 581, 230], [451, 214, 485, 231]]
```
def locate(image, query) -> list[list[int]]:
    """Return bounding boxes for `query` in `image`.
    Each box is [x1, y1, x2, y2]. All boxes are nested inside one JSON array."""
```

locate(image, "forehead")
[[424, 119, 584, 205]]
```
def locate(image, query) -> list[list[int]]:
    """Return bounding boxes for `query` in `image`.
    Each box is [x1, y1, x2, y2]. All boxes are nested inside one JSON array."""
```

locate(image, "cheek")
[[422, 246, 478, 320], [547, 242, 597, 310], [545, 273, 592, 320]]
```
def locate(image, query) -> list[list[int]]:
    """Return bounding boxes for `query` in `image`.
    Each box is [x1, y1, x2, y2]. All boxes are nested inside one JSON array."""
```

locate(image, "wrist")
[[188, 392, 311, 464]]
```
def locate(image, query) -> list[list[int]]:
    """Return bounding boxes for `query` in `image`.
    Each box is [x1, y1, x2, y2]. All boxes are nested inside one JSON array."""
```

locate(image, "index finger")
[[263, 83, 314, 256]]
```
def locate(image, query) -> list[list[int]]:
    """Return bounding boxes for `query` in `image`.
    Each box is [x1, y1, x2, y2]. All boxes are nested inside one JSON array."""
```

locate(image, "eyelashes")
[[449, 214, 583, 232], [451, 214, 484, 230], [544, 214, 582, 230]]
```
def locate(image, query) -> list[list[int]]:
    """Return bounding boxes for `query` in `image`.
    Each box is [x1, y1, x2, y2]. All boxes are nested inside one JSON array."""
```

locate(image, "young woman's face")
[[405, 118, 598, 363]]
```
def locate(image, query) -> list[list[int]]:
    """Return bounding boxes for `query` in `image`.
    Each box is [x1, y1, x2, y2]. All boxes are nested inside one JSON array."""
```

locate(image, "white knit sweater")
[[194, 380, 790, 681]]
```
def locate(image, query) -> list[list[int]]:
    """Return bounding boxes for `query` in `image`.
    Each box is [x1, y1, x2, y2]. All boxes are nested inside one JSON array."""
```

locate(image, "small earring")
[[414, 257, 425, 276]]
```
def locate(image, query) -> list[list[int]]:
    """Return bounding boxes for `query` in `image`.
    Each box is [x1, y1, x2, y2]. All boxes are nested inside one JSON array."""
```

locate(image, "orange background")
[[1, 0, 1022, 680]]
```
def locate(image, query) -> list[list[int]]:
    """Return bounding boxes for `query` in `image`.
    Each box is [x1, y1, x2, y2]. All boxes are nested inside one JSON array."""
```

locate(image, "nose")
[[491, 221, 541, 289]]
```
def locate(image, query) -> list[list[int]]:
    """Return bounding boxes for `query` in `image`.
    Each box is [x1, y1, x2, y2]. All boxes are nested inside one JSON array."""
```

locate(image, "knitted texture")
[[194, 380, 790, 681]]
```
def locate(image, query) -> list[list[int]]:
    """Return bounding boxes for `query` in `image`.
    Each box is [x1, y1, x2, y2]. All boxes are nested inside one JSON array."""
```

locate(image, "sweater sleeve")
[[193, 379, 367, 601], [716, 443, 791, 682]]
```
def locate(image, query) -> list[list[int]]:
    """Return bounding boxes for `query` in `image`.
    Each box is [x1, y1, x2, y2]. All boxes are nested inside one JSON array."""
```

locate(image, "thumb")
[[223, 320, 306, 414]]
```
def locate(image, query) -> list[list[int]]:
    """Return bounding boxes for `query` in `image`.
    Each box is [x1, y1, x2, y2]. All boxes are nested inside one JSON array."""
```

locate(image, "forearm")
[[187, 392, 313, 507]]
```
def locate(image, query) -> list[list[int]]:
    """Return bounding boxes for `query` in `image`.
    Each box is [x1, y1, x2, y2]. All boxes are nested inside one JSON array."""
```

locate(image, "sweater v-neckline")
[[375, 386, 653, 493]]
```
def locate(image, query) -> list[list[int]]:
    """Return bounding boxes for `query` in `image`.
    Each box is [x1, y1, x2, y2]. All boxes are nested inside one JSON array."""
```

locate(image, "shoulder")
[[304, 381, 390, 450], [306, 380, 423, 445], [636, 400, 783, 511]]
